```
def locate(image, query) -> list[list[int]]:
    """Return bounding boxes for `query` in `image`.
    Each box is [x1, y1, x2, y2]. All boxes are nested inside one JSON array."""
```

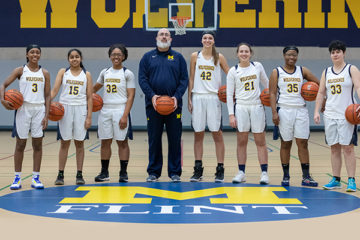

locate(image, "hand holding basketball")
[[3, 89, 23, 110], [260, 88, 270, 106], [156, 96, 175, 115], [218, 85, 227, 103], [92, 93, 103, 112], [49, 102, 64, 121]]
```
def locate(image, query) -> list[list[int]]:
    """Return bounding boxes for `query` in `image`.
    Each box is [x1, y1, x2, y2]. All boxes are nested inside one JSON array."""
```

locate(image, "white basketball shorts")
[[324, 116, 357, 146], [191, 93, 222, 132], [278, 106, 309, 141], [235, 104, 265, 133], [58, 104, 88, 141], [98, 104, 129, 141], [15, 103, 45, 139]]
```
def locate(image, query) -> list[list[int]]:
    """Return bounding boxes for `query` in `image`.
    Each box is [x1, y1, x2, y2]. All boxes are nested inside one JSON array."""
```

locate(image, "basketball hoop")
[[170, 16, 191, 35]]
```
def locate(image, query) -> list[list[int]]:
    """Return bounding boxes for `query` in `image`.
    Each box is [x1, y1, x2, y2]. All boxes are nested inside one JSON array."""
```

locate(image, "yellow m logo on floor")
[[60, 187, 302, 204]]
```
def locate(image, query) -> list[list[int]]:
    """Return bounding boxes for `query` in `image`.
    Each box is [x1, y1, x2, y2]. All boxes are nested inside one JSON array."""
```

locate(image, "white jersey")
[[59, 68, 87, 105], [97, 67, 135, 105], [226, 62, 268, 115], [19, 65, 45, 104], [192, 52, 221, 94], [276, 66, 305, 107], [324, 64, 355, 119]]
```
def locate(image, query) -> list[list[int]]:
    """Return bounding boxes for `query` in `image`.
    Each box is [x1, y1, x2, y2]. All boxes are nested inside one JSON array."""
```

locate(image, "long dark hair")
[[67, 48, 84, 69]]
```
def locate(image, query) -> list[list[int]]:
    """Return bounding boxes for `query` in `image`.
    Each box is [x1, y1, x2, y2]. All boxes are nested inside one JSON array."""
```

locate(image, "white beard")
[[157, 40, 171, 49]]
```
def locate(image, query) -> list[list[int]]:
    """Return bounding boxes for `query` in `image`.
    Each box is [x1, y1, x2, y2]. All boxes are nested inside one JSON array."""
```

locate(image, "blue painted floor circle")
[[0, 182, 359, 224]]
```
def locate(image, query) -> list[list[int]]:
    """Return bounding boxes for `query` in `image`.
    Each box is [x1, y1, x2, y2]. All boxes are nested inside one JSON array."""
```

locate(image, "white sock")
[[32, 172, 40, 178], [15, 172, 21, 177]]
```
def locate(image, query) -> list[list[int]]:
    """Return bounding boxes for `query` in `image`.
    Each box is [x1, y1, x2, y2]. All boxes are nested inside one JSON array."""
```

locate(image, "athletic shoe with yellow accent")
[[10, 176, 21, 190], [346, 178, 356, 192], [31, 176, 44, 189]]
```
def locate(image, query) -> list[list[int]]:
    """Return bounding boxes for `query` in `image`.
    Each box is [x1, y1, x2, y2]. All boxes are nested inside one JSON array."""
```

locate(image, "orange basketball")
[[4, 89, 23, 110], [92, 93, 103, 112], [218, 85, 227, 103], [345, 104, 360, 125], [49, 102, 64, 121], [156, 96, 174, 115], [260, 88, 270, 107], [301, 82, 319, 101]]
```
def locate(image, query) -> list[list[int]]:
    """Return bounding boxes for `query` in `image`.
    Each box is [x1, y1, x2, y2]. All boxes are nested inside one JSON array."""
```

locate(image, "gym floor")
[[0, 131, 359, 240]]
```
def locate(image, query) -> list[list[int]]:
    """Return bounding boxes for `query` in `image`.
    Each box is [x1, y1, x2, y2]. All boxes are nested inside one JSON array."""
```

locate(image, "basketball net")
[[170, 17, 191, 35]]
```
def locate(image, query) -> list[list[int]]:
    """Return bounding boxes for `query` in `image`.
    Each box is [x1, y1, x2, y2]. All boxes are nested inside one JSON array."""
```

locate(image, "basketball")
[[156, 96, 174, 115], [49, 102, 64, 121], [301, 82, 319, 101], [260, 88, 270, 106], [4, 89, 23, 109], [345, 104, 360, 125], [92, 93, 103, 112], [218, 85, 227, 103]]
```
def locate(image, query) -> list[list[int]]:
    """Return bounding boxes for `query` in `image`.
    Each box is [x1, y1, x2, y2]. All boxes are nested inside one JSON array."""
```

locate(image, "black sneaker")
[[119, 170, 128, 182], [54, 174, 64, 185], [281, 175, 290, 186], [94, 171, 110, 182], [190, 166, 204, 182], [215, 166, 224, 183], [302, 175, 318, 187], [76, 173, 85, 185]]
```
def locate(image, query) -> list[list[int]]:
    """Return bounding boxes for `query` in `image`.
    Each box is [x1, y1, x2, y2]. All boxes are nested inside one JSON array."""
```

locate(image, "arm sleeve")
[[138, 55, 156, 99], [125, 69, 136, 88], [173, 54, 189, 101], [257, 62, 269, 88], [226, 68, 235, 115], [96, 69, 106, 85]]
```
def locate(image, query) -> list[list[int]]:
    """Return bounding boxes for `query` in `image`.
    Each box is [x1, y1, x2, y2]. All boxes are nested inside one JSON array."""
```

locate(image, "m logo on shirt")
[[168, 55, 174, 60]]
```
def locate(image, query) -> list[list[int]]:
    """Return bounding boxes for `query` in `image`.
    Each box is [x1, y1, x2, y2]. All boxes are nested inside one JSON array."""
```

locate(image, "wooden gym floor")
[[0, 131, 359, 240]]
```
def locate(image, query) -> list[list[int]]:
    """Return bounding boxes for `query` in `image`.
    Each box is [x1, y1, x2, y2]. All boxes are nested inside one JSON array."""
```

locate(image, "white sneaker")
[[10, 176, 21, 190], [232, 170, 246, 183], [260, 171, 269, 185], [31, 176, 44, 189]]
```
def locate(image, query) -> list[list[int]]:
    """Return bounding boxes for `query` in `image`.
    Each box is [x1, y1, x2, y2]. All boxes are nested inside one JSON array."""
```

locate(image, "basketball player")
[[93, 44, 135, 183], [0, 44, 50, 190], [269, 46, 319, 187], [314, 40, 360, 192], [188, 31, 229, 182], [227, 43, 270, 184], [139, 28, 188, 182], [51, 49, 93, 185]]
